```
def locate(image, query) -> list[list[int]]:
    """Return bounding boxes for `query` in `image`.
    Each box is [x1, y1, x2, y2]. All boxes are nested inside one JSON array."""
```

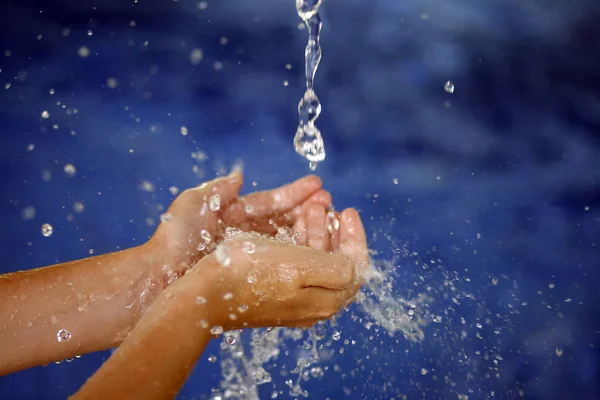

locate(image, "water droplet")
[[21, 206, 36, 220], [309, 161, 317, 171], [196, 296, 207, 305], [215, 244, 231, 267], [180, 126, 188, 136], [332, 331, 341, 341], [223, 292, 233, 300], [208, 354, 217, 363], [200, 229, 212, 243], [106, 77, 118, 89], [190, 49, 204, 65], [41, 223, 53, 237], [244, 204, 254, 214], [57, 329, 71, 342], [326, 211, 339, 233], [310, 366, 324, 378], [242, 241, 256, 254], [210, 326, 224, 336], [209, 194, 221, 212], [393, 178, 399, 185], [421, 368, 429, 375], [160, 213, 172, 223], [549, 281, 555, 289], [169, 186, 179, 195], [294, 123, 325, 163], [198, 319, 209, 328], [444, 80, 455, 94], [226, 335, 236, 345], [78, 46, 90, 58], [253, 366, 272, 385], [41, 110, 50, 119], [238, 304, 248, 313], [49, 88, 55, 95], [556, 347, 563, 357], [73, 201, 85, 213], [247, 271, 257, 284]]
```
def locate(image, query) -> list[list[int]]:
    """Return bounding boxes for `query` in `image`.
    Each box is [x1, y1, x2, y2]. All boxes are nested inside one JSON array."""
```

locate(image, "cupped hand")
[[149, 170, 332, 274], [171, 203, 369, 331]]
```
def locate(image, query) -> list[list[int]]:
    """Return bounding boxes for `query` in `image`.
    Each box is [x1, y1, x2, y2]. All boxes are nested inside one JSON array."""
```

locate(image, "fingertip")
[[306, 190, 332, 208], [339, 208, 369, 265], [298, 175, 323, 192]]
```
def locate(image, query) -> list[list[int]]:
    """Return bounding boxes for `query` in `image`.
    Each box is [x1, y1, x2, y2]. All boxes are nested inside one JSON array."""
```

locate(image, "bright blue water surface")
[[1, 0, 599, 399]]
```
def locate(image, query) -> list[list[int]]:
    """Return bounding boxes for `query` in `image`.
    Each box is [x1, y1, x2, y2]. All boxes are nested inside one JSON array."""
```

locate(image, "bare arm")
[[0, 172, 327, 375], [71, 208, 369, 399], [0, 242, 168, 375], [71, 261, 217, 400]]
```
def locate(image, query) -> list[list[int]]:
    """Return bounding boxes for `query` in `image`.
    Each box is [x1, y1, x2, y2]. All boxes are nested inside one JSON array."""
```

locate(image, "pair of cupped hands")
[[147, 170, 369, 333]]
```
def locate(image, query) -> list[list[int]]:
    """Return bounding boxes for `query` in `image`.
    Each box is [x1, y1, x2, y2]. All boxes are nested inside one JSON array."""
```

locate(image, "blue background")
[[1, 0, 599, 398]]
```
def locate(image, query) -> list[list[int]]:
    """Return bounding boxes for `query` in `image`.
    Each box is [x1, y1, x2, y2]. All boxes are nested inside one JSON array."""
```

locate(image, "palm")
[[152, 172, 331, 269]]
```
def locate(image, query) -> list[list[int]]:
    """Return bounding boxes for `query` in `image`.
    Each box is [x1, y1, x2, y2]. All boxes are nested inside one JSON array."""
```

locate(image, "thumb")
[[200, 169, 244, 208]]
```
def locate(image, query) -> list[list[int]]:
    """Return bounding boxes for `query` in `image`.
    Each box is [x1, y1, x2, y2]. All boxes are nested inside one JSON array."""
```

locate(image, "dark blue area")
[[1, 0, 599, 398]]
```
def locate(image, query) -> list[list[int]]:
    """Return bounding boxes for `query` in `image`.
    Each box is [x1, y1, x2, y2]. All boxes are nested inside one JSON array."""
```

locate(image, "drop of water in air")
[[208, 354, 217, 363], [444, 80, 455, 93], [196, 296, 207, 305], [41, 223, 53, 237], [226, 335, 236, 345]]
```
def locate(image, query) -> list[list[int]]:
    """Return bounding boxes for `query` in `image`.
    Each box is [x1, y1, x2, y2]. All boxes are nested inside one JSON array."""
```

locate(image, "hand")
[[168, 207, 369, 331], [148, 170, 332, 280]]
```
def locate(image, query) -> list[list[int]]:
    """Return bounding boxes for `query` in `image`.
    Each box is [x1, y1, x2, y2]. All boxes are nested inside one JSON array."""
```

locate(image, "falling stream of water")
[[293, 0, 326, 171]]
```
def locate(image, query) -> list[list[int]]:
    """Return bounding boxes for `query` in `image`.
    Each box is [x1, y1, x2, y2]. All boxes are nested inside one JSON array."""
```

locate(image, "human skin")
[[72, 208, 368, 399], [0, 171, 340, 375]]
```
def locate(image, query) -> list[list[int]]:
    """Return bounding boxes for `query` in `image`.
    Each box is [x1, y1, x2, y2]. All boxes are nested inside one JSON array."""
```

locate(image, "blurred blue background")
[[1, 0, 600, 398]]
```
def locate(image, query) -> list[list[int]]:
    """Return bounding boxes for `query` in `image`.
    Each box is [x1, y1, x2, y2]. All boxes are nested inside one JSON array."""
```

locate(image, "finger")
[[300, 250, 355, 290], [302, 189, 332, 209], [293, 213, 308, 246], [338, 208, 369, 278], [242, 175, 322, 218], [267, 189, 332, 232], [306, 203, 329, 252], [300, 285, 359, 320], [198, 170, 244, 209]]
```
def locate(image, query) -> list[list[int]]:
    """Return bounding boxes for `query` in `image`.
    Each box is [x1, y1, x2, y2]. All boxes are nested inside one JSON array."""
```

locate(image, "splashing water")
[[211, 228, 440, 399], [293, 0, 326, 170]]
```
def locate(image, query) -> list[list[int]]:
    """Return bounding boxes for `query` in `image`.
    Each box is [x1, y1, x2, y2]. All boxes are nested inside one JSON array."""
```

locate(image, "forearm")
[[72, 273, 214, 400], [0, 242, 170, 375]]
